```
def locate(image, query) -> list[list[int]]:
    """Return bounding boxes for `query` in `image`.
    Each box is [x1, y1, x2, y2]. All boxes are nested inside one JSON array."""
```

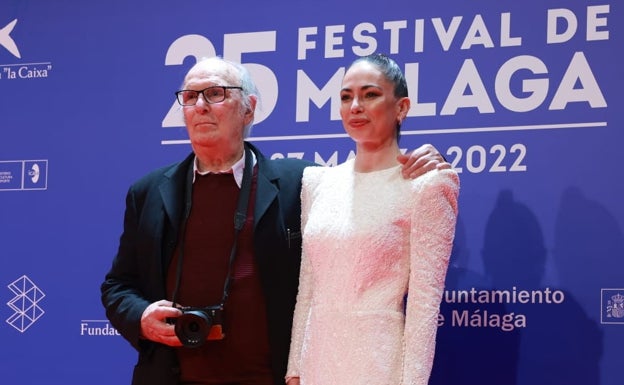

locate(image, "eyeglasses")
[[175, 86, 243, 106]]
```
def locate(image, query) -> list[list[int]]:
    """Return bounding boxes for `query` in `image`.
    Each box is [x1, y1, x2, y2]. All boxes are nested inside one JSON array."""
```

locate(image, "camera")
[[173, 305, 225, 347]]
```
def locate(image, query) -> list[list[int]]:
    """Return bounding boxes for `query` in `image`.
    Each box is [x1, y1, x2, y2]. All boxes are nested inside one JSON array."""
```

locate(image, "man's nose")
[[194, 93, 211, 110]]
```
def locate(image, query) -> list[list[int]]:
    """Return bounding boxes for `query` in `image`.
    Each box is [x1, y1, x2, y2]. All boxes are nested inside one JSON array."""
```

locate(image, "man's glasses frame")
[[175, 86, 243, 106]]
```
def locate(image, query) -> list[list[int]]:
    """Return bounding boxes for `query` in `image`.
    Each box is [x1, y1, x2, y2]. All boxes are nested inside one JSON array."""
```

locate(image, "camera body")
[[173, 305, 225, 347]]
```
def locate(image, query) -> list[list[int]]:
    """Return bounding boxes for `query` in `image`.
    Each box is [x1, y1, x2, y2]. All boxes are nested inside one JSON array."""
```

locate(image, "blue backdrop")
[[1, 1, 622, 384]]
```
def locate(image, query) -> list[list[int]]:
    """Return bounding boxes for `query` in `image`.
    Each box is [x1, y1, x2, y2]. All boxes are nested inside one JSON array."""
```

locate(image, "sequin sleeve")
[[402, 169, 459, 384], [286, 166, 322, 382]]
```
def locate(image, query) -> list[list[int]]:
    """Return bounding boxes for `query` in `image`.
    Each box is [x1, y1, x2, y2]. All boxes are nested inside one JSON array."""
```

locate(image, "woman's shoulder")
[[302, 161, 352, 192], [304, 158, 348, 175], [409, 168, 460, 194], [302, 164, 328, 187]]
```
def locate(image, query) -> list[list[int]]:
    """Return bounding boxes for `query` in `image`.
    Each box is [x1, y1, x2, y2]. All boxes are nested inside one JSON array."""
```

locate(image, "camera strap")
[[171, 143, 255, 309]]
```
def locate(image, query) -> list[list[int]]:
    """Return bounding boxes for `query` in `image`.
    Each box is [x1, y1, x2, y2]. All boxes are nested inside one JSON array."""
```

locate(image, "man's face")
[[181, 61, 252, 152]]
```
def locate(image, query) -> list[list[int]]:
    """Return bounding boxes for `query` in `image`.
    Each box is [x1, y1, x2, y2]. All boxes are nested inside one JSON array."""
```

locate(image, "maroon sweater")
[[166, 169, 274, 384]]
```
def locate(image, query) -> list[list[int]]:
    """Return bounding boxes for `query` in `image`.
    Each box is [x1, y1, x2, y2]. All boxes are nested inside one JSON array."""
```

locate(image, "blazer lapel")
[[160, 153, 194, 241], [247, 143, 278, 227]]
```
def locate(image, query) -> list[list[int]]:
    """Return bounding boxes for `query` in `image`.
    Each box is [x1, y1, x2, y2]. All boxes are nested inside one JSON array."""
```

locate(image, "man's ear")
[[248, 95, 257, 113], [243, 95, 258, 124]]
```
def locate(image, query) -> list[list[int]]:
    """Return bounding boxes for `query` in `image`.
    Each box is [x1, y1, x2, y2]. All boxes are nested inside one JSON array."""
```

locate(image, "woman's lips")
[[348, 118, 368, 127]]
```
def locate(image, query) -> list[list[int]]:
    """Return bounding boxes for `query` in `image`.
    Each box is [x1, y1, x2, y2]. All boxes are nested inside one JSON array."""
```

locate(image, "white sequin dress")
[[286, 159, 459, 385]]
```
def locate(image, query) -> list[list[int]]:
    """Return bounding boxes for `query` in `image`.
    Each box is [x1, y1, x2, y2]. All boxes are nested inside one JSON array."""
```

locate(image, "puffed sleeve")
[[286, 167, 319, 382], [402, 169, 459, 384]]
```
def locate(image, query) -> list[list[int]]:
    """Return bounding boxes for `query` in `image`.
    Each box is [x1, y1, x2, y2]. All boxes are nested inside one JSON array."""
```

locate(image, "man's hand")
[[398, 143, 451, 179], [140, 299, 183, 346]]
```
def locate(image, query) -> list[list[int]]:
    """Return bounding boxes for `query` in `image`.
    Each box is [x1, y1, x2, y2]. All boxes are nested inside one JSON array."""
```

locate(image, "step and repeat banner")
[[1, 0, 622, 384]]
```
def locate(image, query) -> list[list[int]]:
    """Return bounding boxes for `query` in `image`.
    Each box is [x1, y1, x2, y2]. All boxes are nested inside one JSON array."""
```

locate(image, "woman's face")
[[339, 61, 407, 147]]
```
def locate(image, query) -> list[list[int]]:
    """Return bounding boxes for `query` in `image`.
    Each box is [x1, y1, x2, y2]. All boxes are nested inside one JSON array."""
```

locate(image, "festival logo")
[[6, 275, 45, 332], [601, 289, 624, 324], [24, 160, 47, 190], [79, 319, 122, 337], [0, 160, 48, 191], [0, 18, 53, 80], [0, 19, 21, 58]]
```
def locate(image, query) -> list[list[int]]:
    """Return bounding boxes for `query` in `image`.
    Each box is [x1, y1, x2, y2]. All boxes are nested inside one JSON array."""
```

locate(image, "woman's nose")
[[350, 97, 363, 112]]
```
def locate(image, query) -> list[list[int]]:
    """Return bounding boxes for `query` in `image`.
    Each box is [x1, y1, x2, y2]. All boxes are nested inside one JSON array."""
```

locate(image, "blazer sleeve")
[[100, 183, 158, 350], [402, 169, 459, 385]]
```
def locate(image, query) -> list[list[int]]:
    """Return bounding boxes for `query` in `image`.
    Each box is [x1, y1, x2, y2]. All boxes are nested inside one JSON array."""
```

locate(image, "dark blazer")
[[101, 142, 315, 385]]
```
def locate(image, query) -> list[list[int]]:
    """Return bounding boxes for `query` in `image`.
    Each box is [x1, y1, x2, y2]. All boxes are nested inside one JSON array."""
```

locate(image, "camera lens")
[[175, 310, 213, 348], [188, 321, 200, 333]]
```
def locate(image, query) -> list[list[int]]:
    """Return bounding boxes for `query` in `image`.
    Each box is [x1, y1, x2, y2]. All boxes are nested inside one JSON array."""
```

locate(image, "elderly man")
[[101, 56, 448, 385]]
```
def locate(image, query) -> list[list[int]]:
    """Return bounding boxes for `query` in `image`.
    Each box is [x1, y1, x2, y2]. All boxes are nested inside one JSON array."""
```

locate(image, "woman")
[[286, 54, 459, 385]]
